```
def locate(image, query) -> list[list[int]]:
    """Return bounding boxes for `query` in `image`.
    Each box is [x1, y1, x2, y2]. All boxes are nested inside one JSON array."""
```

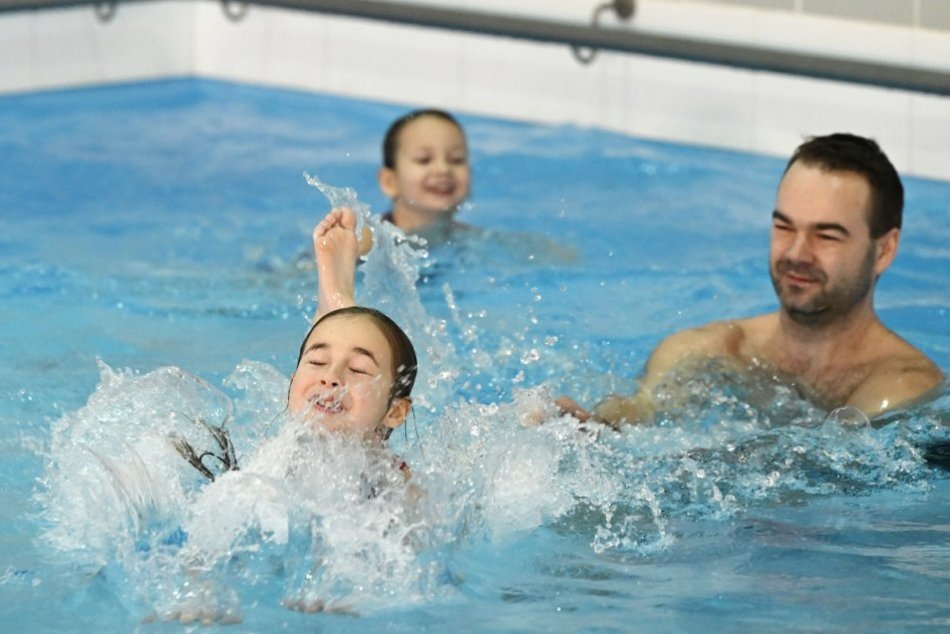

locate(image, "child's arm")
[[313, 207, 359, 319]]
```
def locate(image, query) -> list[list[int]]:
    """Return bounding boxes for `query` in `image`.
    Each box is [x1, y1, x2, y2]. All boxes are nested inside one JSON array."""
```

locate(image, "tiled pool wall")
[[0, 0, 948, 180]]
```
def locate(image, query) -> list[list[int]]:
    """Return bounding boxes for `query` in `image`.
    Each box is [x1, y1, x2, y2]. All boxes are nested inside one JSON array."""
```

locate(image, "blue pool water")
[[1, 79, 948, 632]]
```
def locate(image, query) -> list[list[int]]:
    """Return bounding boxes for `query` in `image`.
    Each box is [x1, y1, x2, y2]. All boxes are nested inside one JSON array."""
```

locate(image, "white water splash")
[[36, 179, 949, 621], [38, 361, 442, 617], [304, 174, 460, 411]]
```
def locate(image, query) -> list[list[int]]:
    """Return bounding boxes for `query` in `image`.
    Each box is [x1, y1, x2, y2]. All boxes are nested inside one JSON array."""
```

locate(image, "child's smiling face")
[[380, 115, 471, 222], [288, 313, 406, 439]]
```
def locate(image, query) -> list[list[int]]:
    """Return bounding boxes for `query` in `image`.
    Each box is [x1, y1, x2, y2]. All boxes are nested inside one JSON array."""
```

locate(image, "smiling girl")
[[298, 205, 418, 441], [288, 306, 416, 443], [176, 207, 417, 480], [376, 109, 472, 244]]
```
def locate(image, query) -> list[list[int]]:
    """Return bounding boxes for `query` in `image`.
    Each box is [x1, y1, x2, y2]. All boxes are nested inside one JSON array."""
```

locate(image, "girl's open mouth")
[[311, 395, 344, 415]]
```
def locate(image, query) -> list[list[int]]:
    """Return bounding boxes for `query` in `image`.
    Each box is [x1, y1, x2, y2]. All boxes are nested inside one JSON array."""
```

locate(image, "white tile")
[[459, 35, 606, 125], [259, 8, 330, 92], [321, 16, 463, 108], [94, 1, 195, 82], [634, 0, 760, 43], [0, 13, 34, 93], [31, 7, 102, 88], [752, 9, 914, 66], [592, 50, 633, 132], [459, 38, 540, 120], [752, 72, 913, 169], [910, 28, 950, 73], [195, 0, 268, 81], [909, 93, 950, 181], [620, 55, 757, 150]]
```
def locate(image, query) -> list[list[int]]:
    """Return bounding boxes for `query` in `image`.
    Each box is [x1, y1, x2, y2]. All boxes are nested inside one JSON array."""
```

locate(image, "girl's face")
[[288, 314, 409, 439], [379, 115, 471, 222]]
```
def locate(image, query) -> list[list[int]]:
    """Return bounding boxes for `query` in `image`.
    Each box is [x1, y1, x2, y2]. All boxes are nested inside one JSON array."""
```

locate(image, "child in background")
[[375, 109, 472, 245], [370, 109, 576, 267]]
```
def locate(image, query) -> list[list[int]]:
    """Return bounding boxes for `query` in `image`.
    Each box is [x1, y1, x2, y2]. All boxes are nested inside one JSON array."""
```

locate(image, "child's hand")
[[158, 591, 243, 626], [515, 388, 585, 427], [283, 597, 359, 616], [313, 207, 358, 260], [553, 396, 591, 422]]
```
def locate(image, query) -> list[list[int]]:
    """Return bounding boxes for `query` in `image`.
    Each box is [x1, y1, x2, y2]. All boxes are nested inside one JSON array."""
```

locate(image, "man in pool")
[[557, 133, 943, 427]]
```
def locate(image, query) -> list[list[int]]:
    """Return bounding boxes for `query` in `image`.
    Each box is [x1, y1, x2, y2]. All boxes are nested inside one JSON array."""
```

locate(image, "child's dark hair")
[[382, 109, 464, 170], [296, 306, 418, 402], [785, 133, 903, 238]]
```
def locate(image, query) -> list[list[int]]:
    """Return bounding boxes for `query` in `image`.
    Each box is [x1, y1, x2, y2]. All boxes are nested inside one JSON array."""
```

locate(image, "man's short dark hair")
[[785, 133, 903, 238]]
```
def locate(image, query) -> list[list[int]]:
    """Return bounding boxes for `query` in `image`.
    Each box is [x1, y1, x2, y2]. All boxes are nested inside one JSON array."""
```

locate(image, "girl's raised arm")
[[313, 207, 359, 319]]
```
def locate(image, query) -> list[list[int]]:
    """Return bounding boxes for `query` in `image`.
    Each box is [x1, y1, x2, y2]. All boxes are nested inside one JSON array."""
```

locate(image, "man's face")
[[769, 161, 881, 325]]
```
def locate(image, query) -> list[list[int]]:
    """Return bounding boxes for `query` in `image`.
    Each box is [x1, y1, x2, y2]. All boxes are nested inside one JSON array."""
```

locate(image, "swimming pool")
[[2, 79, 948, 631]]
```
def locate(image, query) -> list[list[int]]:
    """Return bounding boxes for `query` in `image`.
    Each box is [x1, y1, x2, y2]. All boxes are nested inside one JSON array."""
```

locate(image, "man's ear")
[[378, 167, 398, 199], [383, 397, 411, 430], [874, 228, 900, 276]]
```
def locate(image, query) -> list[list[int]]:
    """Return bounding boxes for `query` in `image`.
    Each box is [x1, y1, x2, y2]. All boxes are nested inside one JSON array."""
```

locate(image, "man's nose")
[[786, 232, 813, 261]]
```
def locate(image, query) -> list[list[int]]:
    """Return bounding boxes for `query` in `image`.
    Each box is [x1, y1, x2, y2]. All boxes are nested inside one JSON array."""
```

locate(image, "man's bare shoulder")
[[848, 360, 943, 417], [849, 331, 944, 416], [650, 317, 761, 369], [658, 315, 770, 352], [870, 326, 942, 386]]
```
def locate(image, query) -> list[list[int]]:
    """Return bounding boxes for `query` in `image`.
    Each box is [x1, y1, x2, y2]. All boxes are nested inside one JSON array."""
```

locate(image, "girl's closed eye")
[[306, 355, 328, 367]]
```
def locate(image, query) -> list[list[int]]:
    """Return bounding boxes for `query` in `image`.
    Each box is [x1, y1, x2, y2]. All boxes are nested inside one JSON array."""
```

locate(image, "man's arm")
[[560, 322, 737, 428]]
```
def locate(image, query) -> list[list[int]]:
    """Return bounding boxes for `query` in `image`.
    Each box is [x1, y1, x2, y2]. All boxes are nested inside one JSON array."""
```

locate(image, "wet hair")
[[381, 108, 465, 169], [295, 306, 418, 402], [784, 133, 903, 238]]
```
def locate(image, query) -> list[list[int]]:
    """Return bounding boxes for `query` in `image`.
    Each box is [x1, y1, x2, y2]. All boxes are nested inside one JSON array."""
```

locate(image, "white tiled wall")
[[1, 0, 948, 181], [0, 1, 194, 93]]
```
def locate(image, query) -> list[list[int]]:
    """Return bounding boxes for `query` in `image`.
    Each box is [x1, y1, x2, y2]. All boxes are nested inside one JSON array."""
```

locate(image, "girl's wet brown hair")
[[382, 108, 465, 170], [295, 306, 418, 402]]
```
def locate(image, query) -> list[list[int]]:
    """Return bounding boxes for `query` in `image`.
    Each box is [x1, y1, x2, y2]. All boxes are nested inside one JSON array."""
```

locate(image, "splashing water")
[[36, 180, 950, 623], [305, 173, 460, 411], [38, 360, 443, 619]]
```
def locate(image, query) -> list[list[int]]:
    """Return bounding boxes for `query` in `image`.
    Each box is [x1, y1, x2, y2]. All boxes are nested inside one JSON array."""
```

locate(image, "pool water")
[[1, 79, 948, 632]]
